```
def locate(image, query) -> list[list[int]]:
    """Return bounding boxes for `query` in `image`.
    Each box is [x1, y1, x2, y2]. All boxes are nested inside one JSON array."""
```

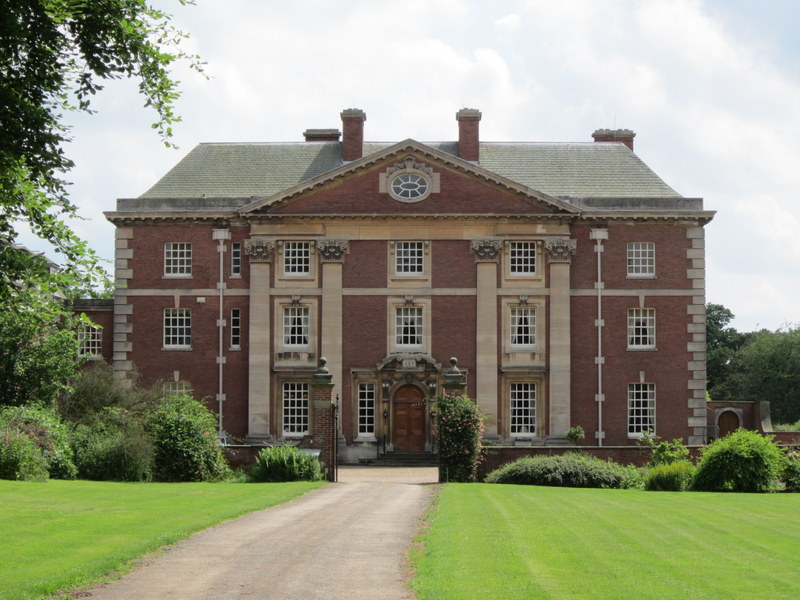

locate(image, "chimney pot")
[[591, 128, 636, 151], [340, 108, 366, 161], [456, 108, 482, 162]]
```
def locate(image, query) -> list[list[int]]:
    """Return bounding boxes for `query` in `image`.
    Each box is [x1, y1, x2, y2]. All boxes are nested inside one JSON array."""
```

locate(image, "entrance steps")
[[373, 452, 439, 467]]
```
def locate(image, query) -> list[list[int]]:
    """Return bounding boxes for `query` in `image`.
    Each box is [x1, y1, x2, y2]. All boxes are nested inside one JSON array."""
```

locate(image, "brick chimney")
[[591, 128, 636, 151], [340, 108, 366, 161], [456, 108, 482, 162], [303, 129, 341, 142]]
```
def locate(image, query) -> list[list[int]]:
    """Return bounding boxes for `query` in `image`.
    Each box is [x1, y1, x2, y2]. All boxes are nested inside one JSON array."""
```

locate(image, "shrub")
[[692, 429, 786, 492], [645, 460, 696, 491], [638, 432, 690, 466], [0, 431, 49, 481], [782, 451, 800, 492], [0, 404, 76, 479], [70, 409, 154, 482], [145, 395, 230, 482], [249, 445, 323, 482], [485, 453, 635, 489], [566, 425, 585, 445], [60, 363, 160, 424], [435, 394, 484, 483]]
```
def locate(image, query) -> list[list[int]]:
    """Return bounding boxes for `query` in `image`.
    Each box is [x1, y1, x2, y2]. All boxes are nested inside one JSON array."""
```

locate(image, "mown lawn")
[[0, 479, 324, 600], [412, 484, 800, 600]]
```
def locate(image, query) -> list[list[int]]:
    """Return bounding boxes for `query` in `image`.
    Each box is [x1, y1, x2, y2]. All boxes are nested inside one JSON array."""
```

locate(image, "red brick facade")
[[103, 108, 715, 462]]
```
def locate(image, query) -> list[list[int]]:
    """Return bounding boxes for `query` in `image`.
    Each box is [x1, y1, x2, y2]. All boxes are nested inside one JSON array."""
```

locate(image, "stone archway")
[[392, 384, 426, 452]]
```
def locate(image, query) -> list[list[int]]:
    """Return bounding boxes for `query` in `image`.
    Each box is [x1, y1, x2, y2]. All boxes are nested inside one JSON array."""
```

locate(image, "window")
[[164, 242, 192, 276], [230, 308, 241, 349], [628, 383, 655, 436], [282, 382, 309, 436], [77, 325, 102, 358], [510, 307, 536, 347], [231, 242, 241, 276], [627, 242, 655, 277], [509, 241, 536, 275], [358, 383, 376, 436], [627, 308, 655, 349], [283, 306, 309, 347], [389, 173, 430, 202], [283, 241, 310, 275], [163, 308, 191, 348], [510, 382, 536, 436], [395, 306, 423, 347], [162, 381, 192, 398], [395, 241, 424, 274]]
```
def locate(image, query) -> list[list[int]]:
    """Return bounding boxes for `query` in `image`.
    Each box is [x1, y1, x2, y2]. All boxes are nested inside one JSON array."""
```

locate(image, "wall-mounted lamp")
[[383, 409, 389, 419]]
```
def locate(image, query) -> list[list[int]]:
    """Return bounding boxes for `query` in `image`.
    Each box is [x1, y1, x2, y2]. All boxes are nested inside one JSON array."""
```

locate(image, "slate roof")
[[135, 139, 687, 209]]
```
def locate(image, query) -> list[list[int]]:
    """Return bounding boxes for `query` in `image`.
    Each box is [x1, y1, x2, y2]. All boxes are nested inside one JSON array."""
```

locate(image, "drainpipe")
[[212, 228, 231, 442], [589, 228, 608, 446]]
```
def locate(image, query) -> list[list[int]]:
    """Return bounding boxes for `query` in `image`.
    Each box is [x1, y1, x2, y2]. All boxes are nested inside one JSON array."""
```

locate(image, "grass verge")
[[0, 479, 324, 600], [412, 484, 800, 600]]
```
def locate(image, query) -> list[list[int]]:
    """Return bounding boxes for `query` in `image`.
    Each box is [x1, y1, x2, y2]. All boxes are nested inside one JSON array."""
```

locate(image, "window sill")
[[163, 346, 192, 351], [162, 274, 193, 279], [626, 275, 657, 280], [627, 347, 657, 351]]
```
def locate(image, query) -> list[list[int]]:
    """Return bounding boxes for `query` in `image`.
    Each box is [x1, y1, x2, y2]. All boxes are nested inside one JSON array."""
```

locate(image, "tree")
[[706, 303, 751, 392], [713, 327, 800, 424], [1, 0, 202, 307]]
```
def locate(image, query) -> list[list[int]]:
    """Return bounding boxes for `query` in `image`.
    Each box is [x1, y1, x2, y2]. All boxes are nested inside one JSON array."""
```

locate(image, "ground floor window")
[[162, 381, 192, 398], [358, 383, 376, 437], [510, 382, 536, 436], [628, 382, 655, 436], [282, 382, 309, 436]]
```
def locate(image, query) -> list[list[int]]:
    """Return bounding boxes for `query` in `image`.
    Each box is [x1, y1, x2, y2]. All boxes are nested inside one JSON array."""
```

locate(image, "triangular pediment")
[[239, 140, 580, 217]]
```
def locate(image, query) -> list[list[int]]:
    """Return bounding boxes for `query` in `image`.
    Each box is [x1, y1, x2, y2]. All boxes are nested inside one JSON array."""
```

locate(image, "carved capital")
[[544, 239, 577, 263], [243, 239, 275, 263], [317, 239, 349, 263], [470, 239, 503, 263]]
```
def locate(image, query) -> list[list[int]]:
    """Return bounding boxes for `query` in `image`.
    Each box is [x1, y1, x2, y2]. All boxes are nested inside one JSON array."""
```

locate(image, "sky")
[[21, 0, 800, 332]]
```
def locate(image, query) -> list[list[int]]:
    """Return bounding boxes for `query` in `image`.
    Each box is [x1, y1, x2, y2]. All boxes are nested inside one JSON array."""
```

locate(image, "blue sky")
[[23, 0, 800, 331]]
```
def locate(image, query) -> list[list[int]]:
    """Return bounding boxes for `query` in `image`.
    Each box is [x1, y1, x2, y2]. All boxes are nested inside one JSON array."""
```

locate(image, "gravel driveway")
[[79, 467, 438, 600]]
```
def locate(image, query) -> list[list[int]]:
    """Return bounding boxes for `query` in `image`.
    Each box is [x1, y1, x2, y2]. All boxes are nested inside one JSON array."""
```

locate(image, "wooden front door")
[[718, 411, 740, 438], [393, 385, 426, 452]]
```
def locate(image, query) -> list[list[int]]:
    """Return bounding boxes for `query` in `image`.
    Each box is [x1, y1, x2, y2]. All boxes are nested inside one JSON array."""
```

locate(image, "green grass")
[[412, 485, 800, 600], [0, 479, 324, 600]]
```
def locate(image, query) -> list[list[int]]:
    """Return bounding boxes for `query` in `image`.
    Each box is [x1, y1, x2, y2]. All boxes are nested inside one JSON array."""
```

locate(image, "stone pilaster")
[[318, 240, 348, 416], [244, 239, 274, 439], [544, 239, 576, 439], [471, 240, 502, 435], [310, 358, 336, 482]]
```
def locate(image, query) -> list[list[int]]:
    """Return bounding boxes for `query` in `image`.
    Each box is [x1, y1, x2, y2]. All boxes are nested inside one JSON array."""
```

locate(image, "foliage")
[[249, 445, 324, 482], [0, 430, 49, 481], [638, 432, 690, 466], [145, 394, 230, 482], [644, 460, 696, 491], [411, 485, 800, 600], [782, 451, 800, 492], [773, 418, 800, 432], [566, 425, 585, 445], [435, 394, 484, 483], [1, 0, 203, 310], [692, 429, 786, 492], [712, 327, 800, 423], [485, 453, 637, 489], [0, 287, 85, 408], [0, 479, 323, 600], [706, 303, 752, 392], [0, 404, 76, 479], [70, 409, 154, 482], [60, 362, 159, 424]]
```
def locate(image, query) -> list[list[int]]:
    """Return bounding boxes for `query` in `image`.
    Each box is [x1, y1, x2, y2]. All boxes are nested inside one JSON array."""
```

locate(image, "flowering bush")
[[435, 394, 484, 483]]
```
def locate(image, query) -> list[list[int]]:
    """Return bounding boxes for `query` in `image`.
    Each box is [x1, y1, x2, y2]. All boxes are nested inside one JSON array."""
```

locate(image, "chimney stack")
[[340, 108, 366, 161], [303, 129, 341, 142], [456, 108, 482, 162], [592, 128, 636, 151]]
